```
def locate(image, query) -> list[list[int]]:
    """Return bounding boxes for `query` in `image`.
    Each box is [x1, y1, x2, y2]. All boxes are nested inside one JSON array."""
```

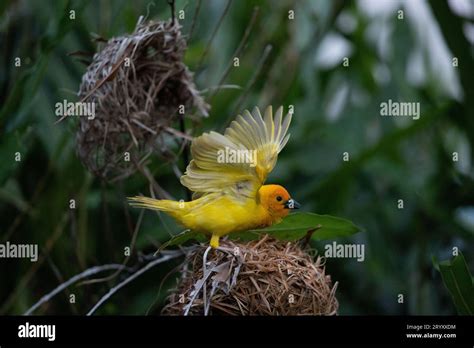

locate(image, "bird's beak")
[[284, 198, 301, 209]]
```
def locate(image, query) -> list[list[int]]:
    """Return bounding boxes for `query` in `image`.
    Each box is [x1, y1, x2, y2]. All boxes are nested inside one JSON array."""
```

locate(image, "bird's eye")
[[276, 196, 282, 202]]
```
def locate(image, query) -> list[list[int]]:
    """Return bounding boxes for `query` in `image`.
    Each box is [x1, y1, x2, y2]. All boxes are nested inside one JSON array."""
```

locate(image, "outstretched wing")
[[180, 106, 292, 199]]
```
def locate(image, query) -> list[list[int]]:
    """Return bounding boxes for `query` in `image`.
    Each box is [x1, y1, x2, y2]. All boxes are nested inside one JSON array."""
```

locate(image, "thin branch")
[[24, 264, 129, 315], [86, 251, 185, 316], [78, 209, 144, 286], [201, 246, 212, 315], [188, 0, 202, 41], [164, 126, 193, 141], [171, 162, 183, 180], [122, 180, 136, 237], [196, 0, 233, 69], [227, 44, 273, 125], [168, 0, 176, 25], [209, 6, 259, 101], [135, 164, 174, 200], [149, 186, 176, 239], [145, 256, 187, 315], [45, 254, 78, 314], [183, 247, 213, 316], [101, 181, 113, 264], [179, 112, 192, 201]]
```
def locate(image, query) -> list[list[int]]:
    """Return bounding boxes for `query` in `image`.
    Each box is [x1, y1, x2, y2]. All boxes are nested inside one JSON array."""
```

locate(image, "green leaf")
[[159, 212, 361, 249], [231, 212, 362, 242], [158, 229, 205, 251], [433, 252, 474, 315]]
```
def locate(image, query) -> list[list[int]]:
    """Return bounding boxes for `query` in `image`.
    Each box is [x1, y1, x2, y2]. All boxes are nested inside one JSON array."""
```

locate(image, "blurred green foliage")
[[0, 0, 473, 315]]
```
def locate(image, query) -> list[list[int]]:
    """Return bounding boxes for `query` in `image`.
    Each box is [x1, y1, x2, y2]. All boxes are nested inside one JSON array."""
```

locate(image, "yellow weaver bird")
[[128, 106, 300, 248]]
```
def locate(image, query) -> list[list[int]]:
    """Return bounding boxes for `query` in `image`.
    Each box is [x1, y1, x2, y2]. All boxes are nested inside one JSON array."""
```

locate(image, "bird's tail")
[[128, 196, 183, 218]]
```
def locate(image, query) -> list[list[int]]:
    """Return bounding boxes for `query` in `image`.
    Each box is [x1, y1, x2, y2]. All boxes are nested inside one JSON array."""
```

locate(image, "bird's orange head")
[[258, 184, 300, 220]]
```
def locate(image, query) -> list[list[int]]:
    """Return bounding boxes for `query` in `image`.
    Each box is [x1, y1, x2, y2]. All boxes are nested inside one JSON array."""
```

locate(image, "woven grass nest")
[[162, 236, 339, 315], [76, 17, 208, 180]]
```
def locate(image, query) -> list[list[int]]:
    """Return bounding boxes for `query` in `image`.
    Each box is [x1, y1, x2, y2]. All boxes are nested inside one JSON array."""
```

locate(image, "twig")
[[183, 247, 214, 316], [261, 1, 347, 105], [163, 126, 193, 141], [78, 209, 145, 286], [86, 251, 184, 316], [301, 225, 322, 249], [209, 6, 259, 101], [144, 2, 155, 21], [188, 0, 202, 41], [136, 164, 174, 200], [148, 186, 176, 239], [196, 0, 233, 69], [101, 181, 113, 263], [168, 0, 176, 25], [178, 112, 192, 201], [24, 264, 129, 315], [201, 246, 212, 315], [44, 254, 78, 314], [145, 256, 188, 315], [227, 44, 272, 125]]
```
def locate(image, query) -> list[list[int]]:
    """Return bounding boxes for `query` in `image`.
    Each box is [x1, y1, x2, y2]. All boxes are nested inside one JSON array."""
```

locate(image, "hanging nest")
[[76, 17, 209, 180], [162, 236, 339, 315]]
